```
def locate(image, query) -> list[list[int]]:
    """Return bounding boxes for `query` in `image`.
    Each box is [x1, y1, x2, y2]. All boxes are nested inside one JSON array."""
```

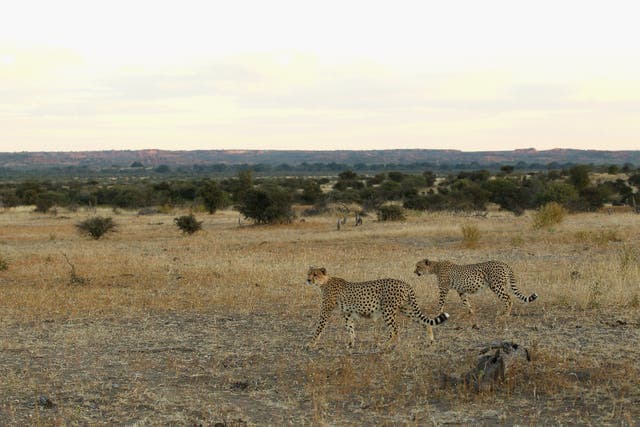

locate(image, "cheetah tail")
[[431, 312, 450, 325], [509, 272, 538, 303]]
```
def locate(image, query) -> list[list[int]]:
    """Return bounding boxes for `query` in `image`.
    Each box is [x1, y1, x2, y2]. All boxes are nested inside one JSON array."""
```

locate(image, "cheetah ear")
[[424, 259, 430, 265], [320, 267, 326, 274]]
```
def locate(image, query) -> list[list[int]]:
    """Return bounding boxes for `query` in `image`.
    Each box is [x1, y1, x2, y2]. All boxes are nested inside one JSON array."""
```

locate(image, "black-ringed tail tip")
[[437, 312, 450, 324], [528, 293, 538, 302]]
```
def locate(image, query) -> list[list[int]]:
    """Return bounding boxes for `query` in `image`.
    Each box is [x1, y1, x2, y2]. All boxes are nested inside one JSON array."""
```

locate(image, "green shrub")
[[0, 254, 8, 271], [174, 213, 203, 234], [198, 180, 229, 214], [76, 216, 117, 240], [376, 205, 406, 221], [238, 187, 293, 224], [532, 202, 567, 230], [461, 223, 481, 248]]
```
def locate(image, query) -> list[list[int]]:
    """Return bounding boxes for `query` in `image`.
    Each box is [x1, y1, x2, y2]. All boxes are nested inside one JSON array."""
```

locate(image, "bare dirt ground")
[[1, 208, 639, 425], [1, 307, 639, 425]]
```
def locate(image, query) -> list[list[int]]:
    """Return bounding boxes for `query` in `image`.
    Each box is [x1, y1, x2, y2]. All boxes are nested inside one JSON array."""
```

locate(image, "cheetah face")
[[414, 259, 433, 276], [306, 266, 328, 286]]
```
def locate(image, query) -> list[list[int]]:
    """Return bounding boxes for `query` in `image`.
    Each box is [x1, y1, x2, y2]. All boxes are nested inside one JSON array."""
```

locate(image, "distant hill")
[[0, 148, 639, 169]]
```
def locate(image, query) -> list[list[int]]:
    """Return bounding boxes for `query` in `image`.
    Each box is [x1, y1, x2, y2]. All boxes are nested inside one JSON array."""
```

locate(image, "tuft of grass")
[[586, 280, 604, 309], [574, 229, 622, 246], [461, 223, 481, 248], [510, 235, 525, 247], [532, 202, 567, 230], [0, 253, 8, 271], [618, 245, 639, 272]]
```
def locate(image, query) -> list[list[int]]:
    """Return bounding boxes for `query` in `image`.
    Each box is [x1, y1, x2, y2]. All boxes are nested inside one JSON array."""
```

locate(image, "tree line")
[[0, 165, 639, 223], [1, 160, 636, 180]]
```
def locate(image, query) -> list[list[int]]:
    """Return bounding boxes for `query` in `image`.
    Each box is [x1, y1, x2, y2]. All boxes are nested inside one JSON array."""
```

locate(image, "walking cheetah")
[[305, 266, 449, 350], [414, 259, 537, 325]]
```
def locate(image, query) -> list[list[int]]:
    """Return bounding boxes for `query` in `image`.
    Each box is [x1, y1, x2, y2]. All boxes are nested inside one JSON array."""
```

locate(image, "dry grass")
[[531, 202, 567, 230], [0, 206, 639, 424], [460, 223, 482, 248]]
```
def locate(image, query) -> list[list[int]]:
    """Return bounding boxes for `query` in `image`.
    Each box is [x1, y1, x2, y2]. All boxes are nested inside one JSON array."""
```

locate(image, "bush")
[[461, 223, 481, 248], [76, 216, 117, 239], [174, 213, 203, 234], [198, 180, 229, 214], [0, 254, 8, 271], [535, 182, 578, 206], [238, 187, 293, 224], [34, 195, 55, 213], [376, 205, 406, 221], [532, 202, 567, 230]]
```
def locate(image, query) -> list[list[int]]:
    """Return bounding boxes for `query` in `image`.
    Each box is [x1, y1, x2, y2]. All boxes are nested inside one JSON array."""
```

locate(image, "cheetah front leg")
[[344, 313, 356, 349], [306, 309, 331, 350], [457, 291, 474, 314]]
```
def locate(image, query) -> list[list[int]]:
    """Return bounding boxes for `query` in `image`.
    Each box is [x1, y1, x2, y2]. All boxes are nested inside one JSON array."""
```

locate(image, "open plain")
[[1, 207, 639, 425]]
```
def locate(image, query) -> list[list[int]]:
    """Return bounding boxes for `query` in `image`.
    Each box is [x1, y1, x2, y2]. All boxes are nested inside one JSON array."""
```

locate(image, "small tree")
[[238, 186, 293, 224], [198, 180, 228, 214], [174, 213, 203, 234], [423, 171, 436, 187], [500, 165, 515, 175], [568, 165, 591, 191], [301, 180, 324, 204], [76, 216, 117, 239]]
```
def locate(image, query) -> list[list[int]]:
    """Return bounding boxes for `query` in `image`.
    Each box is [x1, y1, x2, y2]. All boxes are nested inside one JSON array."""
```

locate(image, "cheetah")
[[414, 259, 537, 325], [305, 266, 449, 350]]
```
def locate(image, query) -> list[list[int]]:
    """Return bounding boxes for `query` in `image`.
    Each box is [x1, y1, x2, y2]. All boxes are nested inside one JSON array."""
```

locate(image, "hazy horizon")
[[2, 147, 640, 155], [2, 1, 639, 153]]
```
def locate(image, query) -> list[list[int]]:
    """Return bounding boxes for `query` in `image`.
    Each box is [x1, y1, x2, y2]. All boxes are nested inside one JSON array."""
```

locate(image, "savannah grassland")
[[0, 206, 639, 426]]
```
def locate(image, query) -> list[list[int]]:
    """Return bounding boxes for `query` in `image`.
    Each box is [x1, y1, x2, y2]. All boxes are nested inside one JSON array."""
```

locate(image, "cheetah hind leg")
[[458, 292, 480, 329], [497, 291, 513, 318], [489, 282, 513, 318], [381, 308, 399, 352]]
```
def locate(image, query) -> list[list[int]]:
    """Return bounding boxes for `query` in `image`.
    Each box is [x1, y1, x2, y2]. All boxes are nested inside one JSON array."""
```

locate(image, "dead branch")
[[442, 341, 531, 392]]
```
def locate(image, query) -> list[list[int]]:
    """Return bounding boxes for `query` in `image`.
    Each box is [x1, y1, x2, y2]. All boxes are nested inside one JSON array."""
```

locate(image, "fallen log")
[[441, 341, 531, 392]]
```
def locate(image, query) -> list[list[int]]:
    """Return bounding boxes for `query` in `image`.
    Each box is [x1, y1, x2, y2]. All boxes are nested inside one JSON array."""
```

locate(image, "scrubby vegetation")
[[376, 204, 406, 221], [174, 213, 203, 234], [461, 223, 482, 248], [0, 164, 638, 222], [237, 185, 294, 224], [75, 216, 117, 239], [531, 202, 568, 230]]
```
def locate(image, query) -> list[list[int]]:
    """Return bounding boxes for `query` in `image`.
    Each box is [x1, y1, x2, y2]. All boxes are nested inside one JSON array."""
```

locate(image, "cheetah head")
[[414, 259, 435, 276], [306, 266, 328, 286]]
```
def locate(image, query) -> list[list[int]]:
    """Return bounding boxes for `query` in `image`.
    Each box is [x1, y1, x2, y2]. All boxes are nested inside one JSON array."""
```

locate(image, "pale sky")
[[1, 0, 639, 152]]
